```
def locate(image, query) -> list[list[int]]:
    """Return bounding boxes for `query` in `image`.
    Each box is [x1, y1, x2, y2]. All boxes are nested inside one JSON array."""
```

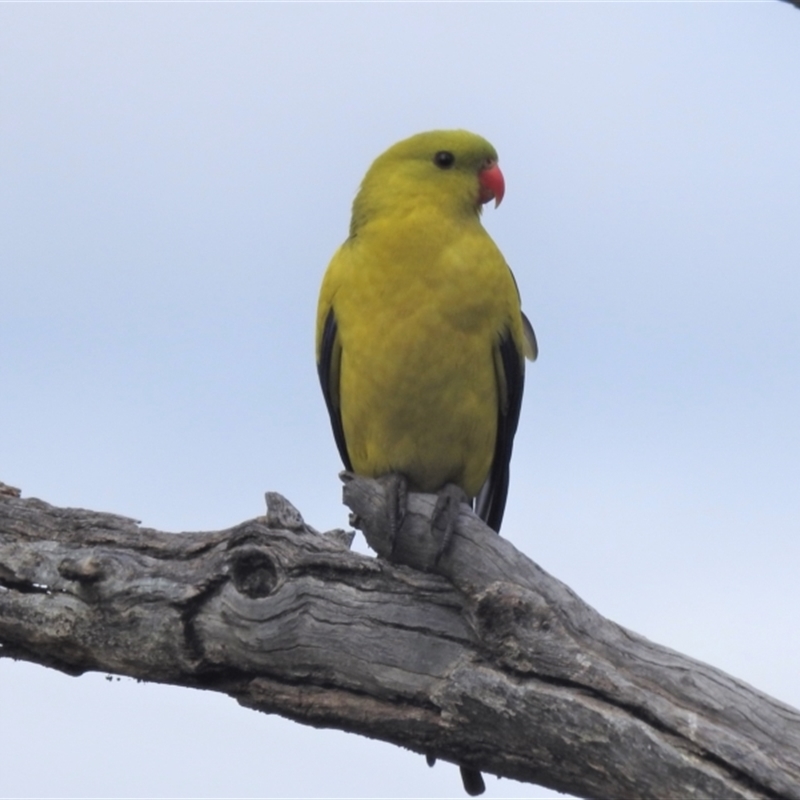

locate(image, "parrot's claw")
[[384, 472, 409, 555], [431, 483, 468, 564]]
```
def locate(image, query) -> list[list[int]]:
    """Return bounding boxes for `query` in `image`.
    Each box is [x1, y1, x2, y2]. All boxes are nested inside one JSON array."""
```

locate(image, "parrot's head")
[[351, 130, 505, 233]]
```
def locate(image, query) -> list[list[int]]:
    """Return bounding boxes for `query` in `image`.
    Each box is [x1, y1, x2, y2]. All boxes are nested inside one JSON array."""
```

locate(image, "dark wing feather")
[[475, 329, 526, 532], [317, 308, 352, 471]]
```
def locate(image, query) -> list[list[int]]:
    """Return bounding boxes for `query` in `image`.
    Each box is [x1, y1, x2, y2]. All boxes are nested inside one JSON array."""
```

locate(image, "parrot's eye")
[[433, 151, 455, 169]]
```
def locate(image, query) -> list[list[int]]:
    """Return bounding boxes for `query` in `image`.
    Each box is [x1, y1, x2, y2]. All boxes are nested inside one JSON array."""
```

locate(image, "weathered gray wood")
[[1, 477, 798, 799]]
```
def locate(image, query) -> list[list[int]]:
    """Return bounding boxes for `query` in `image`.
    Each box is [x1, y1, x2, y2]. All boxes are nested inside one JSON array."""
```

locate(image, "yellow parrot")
[[316, 129, 535, 796], [317, 128, 535, 530]]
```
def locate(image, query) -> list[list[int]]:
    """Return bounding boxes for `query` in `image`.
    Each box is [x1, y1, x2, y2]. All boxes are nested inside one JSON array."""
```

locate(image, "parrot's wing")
[[318, 307, 353, 471], [475, 327, 526, 532], [522, 311, 538, 361]]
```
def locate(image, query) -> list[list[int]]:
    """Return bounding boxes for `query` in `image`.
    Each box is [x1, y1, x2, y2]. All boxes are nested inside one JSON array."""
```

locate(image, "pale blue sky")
[[1, 4, 799, 798]]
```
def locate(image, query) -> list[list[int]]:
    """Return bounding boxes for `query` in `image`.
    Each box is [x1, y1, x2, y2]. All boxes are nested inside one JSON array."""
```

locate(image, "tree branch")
[[0, 477, 798, 799]]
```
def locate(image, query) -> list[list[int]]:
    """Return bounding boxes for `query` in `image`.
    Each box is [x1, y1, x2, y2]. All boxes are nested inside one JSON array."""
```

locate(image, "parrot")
[[315, 129, 537, 796]]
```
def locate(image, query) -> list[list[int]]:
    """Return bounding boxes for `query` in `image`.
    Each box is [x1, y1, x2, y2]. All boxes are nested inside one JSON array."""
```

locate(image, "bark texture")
[[0, 476, 798, 799]]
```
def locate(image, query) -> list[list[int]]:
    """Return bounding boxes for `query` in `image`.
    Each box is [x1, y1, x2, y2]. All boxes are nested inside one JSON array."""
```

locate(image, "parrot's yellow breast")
[[319, 210, 521, 498]]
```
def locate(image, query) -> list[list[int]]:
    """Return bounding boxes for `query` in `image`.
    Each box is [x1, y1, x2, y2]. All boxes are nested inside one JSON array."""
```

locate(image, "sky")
[[1, 3, 799, 798]]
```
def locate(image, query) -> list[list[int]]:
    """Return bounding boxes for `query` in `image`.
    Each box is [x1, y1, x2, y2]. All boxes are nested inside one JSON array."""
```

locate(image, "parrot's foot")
[[460, 766, 486, 796], [384, 472, 409, 555], [431, 483, 469, 564]]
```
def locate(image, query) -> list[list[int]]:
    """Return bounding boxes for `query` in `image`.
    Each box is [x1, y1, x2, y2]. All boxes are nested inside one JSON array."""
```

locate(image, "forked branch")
[[0, 478, 798, 799]]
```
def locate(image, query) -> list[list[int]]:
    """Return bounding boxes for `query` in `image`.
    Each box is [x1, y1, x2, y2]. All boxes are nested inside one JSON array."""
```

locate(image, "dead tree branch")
[[0, 477, 798, 799]]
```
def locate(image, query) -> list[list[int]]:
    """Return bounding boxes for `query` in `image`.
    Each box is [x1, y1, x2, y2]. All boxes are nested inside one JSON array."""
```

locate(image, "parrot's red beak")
[[478, 161, 505, 208]]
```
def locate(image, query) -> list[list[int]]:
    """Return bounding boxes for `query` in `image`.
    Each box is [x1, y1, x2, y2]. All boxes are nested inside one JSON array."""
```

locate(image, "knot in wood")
[[230, 547, 279, 598], [473, 583, 559, 671], [58, 555, 106, 583], [475, 583, 551, 634]]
